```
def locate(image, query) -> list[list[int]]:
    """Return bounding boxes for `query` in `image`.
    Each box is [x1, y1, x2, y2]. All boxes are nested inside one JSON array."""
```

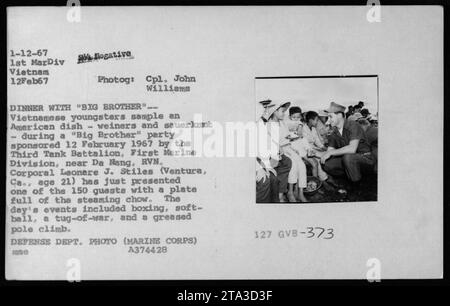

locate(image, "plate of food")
[[286, 132, 300, 140], [304, 176, 322, 195]]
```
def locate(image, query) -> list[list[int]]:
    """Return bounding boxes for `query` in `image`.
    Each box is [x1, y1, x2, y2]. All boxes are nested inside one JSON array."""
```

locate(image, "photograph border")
[[255, 75, 379, 205], [0, 0, 447, 293]]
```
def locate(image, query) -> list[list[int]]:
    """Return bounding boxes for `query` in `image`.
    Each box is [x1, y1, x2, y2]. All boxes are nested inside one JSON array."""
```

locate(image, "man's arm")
[[328, 139, 359, 156]]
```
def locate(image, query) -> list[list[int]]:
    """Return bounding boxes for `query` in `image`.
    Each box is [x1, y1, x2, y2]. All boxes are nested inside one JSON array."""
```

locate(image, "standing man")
[[353, 104, 362, 114], [317, 102, 375, 184], [345, 105, 354, 118], [347, 112, 363, 122]]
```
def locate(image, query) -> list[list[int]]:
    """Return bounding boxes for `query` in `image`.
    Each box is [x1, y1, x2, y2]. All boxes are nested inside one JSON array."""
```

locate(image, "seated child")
[[280, 107, 309, 202], [302, 111, 329, 181], [285, 108, 311, 158]]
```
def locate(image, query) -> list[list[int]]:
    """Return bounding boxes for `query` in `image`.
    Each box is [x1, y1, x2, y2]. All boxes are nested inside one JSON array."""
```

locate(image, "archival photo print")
[[5, 5, 442, 282], [256, 76, 378, 204]]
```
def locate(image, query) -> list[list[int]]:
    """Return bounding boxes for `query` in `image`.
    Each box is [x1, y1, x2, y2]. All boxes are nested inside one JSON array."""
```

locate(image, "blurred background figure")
[[360, 108, 370, 118], [348, 112, 363, 121], [346, 105, 354, 118], [353, 103, 362, 114], [358, 118, 378, 173], [367, 114, 378, 127]]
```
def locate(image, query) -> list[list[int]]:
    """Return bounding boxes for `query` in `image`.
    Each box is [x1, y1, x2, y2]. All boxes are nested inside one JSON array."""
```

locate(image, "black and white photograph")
[[256, 76, 378, 203], [2, 3, 444, 286]]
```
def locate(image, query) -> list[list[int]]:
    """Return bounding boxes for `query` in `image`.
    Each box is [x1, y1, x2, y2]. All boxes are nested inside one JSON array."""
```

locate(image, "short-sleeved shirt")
[[328, 120, 371, 154]]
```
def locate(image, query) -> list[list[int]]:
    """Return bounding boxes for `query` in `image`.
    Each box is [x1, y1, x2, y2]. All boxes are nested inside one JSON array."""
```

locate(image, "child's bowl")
[[304, 176, 322, 195]]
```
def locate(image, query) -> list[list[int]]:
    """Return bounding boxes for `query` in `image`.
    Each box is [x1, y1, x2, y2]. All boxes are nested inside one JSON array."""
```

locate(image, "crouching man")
[[317, 102, 375, 184]]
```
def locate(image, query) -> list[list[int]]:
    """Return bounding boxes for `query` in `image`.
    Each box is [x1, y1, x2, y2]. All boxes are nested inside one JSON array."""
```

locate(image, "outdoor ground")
[[306, 171, 378, 203]]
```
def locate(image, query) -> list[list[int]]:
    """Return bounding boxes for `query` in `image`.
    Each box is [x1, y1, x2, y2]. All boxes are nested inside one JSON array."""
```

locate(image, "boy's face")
[[273, 108, 286, 121], [290, 112, 302, 121]]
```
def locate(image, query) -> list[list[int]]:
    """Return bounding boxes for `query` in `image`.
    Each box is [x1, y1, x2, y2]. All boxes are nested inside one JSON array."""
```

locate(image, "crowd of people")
[[256, 100, 378, 203]]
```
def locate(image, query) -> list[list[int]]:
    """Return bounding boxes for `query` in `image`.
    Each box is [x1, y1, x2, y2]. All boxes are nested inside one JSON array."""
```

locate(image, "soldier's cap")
[[258, 99, 273, 108], [324, 102, 346, 114]]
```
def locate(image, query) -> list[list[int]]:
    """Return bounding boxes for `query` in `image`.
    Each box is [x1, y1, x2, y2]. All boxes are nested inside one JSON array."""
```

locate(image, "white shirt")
[[278, 120, 291, 148], [257, 119, 281, 170]]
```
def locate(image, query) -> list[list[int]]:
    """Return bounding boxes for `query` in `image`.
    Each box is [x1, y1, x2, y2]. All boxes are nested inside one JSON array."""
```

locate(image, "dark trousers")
[[274, 154, 292, 194], [256, 172, 279, 203], [323, 153, 374, 182], [371, 147, 378, 173]]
